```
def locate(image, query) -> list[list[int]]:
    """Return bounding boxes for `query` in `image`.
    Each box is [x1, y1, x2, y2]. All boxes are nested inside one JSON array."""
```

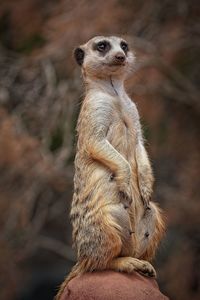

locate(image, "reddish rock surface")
[[60, 271, 169, 300]]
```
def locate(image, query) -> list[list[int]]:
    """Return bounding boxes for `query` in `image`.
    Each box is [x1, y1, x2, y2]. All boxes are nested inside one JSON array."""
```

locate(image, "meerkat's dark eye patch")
[[74, 47, 85, 66], [120, 41, 129, 54], [93, 40, 111, 54]]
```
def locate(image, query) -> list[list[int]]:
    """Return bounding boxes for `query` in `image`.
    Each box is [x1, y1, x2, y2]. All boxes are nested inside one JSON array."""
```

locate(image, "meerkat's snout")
[[113, 51, 126, 65]]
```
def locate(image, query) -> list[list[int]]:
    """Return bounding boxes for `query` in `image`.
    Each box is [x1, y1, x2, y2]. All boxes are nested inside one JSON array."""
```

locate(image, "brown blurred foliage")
[[0, 1, 199, 300]]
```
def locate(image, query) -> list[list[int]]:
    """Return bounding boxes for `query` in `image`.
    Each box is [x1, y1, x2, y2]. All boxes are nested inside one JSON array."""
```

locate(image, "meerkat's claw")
[[137, 261, 157, 278], [109, 173, 115, 181]]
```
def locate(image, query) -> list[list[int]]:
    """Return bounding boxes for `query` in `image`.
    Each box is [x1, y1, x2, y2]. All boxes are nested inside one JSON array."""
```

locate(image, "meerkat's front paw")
[[138, 176, 153, 207], [140, 185, 152, 206], [110, 172, 132, 208], [118, 185, 132, 209]]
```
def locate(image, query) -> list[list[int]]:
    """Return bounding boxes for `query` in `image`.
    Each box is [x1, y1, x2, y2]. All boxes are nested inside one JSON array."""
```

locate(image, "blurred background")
[[0, 0, 199, 299]]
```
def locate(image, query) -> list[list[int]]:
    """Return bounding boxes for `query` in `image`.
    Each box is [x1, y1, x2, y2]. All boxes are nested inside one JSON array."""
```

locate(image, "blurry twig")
[[133, 57, 200, 112], [37, 235, 75, 261], [42, 59, 57, 97], [17, 235, 75, 263]]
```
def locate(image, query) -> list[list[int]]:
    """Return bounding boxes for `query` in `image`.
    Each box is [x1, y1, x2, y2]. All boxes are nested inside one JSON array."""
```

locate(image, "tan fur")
[[55, 36, 165, 300]]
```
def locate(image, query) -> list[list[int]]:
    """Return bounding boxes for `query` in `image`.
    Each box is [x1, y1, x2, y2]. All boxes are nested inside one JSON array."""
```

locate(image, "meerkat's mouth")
[[108, 62, 126, 67], [103, 62, 126, 67]]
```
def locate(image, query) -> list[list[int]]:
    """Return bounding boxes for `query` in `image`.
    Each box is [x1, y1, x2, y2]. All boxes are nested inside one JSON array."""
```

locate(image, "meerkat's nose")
[[115, 52, 125, 62]]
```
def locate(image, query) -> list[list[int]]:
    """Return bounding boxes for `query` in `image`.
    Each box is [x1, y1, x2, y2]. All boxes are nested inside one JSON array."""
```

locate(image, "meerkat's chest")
[[110, 97, 137, 135], [106, 97, 138, 157]]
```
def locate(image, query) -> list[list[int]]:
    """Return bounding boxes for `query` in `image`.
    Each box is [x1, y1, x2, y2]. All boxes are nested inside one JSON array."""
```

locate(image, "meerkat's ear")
[[74, 47, 85, 66]]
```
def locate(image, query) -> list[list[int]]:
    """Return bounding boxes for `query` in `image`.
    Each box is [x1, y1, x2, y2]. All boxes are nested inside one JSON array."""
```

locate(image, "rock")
[[60, 271, 169, 300]]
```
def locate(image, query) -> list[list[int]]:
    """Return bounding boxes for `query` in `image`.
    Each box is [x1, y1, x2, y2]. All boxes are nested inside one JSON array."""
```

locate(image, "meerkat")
[[56, 36, 165, 299]]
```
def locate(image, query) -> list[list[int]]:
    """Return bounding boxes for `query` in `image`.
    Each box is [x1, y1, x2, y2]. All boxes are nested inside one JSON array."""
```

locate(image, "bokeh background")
[[0, 0, 199, 299]]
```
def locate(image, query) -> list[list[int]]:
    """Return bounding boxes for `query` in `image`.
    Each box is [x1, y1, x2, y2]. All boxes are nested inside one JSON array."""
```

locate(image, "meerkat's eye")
[[96, 41, 110, 52], [120, 41, 129, 53]]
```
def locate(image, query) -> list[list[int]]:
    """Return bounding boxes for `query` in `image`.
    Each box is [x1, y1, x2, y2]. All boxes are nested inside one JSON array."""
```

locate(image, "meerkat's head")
[[74, 36, 135, 80]]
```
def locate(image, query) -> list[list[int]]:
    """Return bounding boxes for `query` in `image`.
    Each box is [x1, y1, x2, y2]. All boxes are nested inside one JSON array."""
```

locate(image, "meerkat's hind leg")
[[107, 257, 156, 278]]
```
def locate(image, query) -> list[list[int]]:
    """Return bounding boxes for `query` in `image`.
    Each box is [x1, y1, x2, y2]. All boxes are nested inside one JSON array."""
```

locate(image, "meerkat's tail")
[[55, 260, 88, 300]]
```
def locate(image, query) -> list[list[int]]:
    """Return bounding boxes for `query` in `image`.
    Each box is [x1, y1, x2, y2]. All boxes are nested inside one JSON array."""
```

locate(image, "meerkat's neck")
[[84, 76, 126, 98]]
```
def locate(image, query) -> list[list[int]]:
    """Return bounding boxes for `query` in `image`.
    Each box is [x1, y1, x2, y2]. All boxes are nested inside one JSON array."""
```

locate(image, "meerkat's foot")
[[108, 257, 156, 278], [136, 259, 156, 278]]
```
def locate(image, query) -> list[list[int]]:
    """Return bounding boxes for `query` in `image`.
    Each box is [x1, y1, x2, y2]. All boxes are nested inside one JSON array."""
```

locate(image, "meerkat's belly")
[[107, 203, 136, 256]]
